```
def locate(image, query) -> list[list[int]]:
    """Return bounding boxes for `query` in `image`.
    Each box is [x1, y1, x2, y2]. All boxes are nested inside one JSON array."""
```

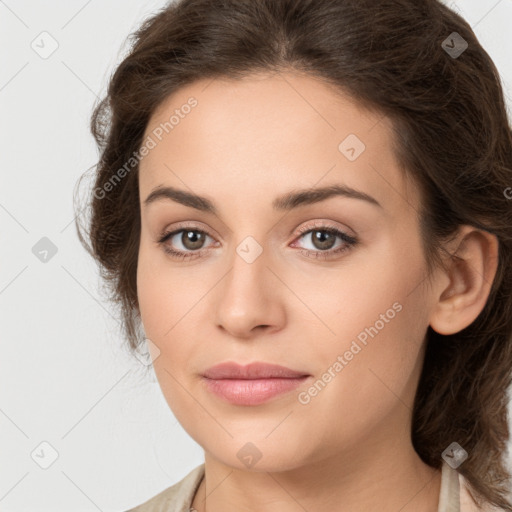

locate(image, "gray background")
[[1, 0, 511, 510]]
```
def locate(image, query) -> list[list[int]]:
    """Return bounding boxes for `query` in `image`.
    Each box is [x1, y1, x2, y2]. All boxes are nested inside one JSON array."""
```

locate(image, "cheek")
[[295, 294, 427, 455], [136, 239, 190, 334], [304, 239, 429, 405], [136, 247, 196, 415], [136, 242, 212, 382], [136, 246, 162, 335], [136, 242, 182, 351]]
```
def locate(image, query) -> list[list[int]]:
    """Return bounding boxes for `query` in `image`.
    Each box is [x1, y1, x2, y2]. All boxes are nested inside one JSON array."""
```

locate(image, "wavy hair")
[[75, 0, 512, 508]]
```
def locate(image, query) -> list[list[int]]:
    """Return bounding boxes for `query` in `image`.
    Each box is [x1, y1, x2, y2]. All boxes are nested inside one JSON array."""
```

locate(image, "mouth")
[[201, 361, 311, 406], [202, 361, 310, 379]]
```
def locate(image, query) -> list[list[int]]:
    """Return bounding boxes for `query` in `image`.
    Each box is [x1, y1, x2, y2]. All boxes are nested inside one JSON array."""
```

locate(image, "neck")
[[191, 440, 442, 512]]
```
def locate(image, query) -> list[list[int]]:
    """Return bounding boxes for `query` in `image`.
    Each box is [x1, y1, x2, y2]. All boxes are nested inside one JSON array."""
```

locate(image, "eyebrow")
[[143, 184, 382, 213]]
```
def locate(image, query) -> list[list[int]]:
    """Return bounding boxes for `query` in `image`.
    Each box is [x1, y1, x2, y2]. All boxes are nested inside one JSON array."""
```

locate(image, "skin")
[[136, 70, 499, 512]]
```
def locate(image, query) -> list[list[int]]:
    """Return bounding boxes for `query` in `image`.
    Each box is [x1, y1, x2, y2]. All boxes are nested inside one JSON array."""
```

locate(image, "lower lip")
[[201, 376, 310, 405]]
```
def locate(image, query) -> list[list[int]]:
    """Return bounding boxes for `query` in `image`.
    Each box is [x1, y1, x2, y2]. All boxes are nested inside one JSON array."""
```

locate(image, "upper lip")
[[202, 361, 310, 379]]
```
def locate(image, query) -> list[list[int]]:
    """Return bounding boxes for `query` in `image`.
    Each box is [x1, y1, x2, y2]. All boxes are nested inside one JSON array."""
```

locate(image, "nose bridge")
[[214, 232, 281, 335], [221, 211, 273, 278], [225, 233, 269, 300]]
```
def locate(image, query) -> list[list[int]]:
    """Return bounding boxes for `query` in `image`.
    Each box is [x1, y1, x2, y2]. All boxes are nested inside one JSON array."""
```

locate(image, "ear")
[[429, 225, 499, 335]]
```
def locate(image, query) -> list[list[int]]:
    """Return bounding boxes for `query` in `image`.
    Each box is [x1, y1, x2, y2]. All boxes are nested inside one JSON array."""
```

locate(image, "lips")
[[200, 361, 311, 405], [202, 361, 310, 380]]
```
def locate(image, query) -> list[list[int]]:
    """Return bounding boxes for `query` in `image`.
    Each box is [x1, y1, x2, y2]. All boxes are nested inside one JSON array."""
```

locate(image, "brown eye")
[[309, 230, 337, 251], [157, 227, 215, 260], [180, 230, 207, 250], [292, 224, 358, 260]]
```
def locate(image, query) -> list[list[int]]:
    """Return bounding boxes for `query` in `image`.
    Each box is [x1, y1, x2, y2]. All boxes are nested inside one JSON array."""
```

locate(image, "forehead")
[[138, 71, 419, 217]]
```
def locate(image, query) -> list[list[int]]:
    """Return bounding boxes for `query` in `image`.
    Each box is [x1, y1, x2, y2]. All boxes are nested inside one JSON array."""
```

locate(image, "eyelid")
[[160, 220, 221, 241], [294, 219, 355, 238]]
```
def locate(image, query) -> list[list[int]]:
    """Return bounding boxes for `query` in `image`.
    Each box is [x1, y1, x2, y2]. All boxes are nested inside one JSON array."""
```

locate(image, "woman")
[[76, 0, 512, 510]]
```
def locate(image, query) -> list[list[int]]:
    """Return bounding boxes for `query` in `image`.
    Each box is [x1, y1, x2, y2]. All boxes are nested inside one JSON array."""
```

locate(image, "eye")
[[291, 222, 358, 260], [156, 222, 358, 261], [157, 224, 216, 261]]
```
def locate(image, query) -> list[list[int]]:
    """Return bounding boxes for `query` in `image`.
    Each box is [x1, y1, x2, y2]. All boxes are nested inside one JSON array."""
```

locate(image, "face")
[[136, 70, 438, 472]]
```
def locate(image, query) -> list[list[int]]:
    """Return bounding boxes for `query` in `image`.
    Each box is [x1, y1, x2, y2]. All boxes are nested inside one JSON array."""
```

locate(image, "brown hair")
[[75, 0, 512, 509]]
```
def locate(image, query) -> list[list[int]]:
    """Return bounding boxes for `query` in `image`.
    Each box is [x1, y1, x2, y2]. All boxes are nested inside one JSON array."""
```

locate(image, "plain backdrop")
[[1, 0, 511, 510]]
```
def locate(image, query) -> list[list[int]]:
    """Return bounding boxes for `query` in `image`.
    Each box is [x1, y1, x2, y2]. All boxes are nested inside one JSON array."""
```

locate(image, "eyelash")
[[156, 222, 358, 262]]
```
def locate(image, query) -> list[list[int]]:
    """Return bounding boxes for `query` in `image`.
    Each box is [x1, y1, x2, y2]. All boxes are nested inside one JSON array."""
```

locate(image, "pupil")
[[313, 230, 335, 250], [183, 230, 204, 250]]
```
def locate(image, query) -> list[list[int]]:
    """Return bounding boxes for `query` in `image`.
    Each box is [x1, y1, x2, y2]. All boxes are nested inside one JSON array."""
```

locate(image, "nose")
[[214, 247, 286, 339]]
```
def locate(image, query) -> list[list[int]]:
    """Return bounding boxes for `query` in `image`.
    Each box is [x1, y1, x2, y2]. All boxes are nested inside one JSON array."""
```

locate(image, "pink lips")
[[201, 361, 311, 406]]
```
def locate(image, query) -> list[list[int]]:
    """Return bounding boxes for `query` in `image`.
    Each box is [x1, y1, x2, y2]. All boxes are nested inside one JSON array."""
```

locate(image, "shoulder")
[[125, 463, 205, 512]]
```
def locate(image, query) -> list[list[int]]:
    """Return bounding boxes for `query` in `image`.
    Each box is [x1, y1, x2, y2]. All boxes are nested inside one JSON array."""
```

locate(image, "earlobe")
[[428, 225, 499, 336]]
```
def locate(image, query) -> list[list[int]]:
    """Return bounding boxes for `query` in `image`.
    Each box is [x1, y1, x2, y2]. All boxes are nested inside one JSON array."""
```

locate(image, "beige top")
[[126, 461, 495, 512]]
